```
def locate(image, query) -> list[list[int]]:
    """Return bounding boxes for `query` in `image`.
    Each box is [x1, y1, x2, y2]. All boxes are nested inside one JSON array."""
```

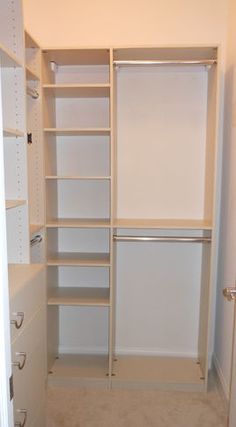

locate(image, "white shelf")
[[26, 65, 40, 81], [0, 43, 23, 68], [42, 48, 110, 66], [6, 200, 26, 210], [45, 175, 111, 180], [43, 84, 110, 98], [113, 218, 212, 230], [44, 128, 111, 136], [48, 287, 110, 307], [46, 218, 111, 228], [47, 252, 110, 266], [3, 128, 24, 138], [48, 354, 109, 386], [112, 356, 204, 391]]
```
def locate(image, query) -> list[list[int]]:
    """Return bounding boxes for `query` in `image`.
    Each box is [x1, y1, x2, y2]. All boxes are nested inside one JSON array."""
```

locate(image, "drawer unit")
[[12, 307, 46, 427], [9, 264, 46, 427]]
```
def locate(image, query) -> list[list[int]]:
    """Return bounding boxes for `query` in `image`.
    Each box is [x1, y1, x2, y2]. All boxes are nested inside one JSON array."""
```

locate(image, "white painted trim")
[[212, 353, 229, 403], [0, 58, 13, 427]]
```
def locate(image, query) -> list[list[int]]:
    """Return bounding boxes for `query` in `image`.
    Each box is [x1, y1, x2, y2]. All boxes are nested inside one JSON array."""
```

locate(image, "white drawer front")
[[9, 265, 45, 342], [30, 399, 46, 427], [12, 307, 46, 427]]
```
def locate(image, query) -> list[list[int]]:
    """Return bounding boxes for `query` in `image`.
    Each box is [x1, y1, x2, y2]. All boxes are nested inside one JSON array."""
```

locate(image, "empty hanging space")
[[111, 47, 219, 390], [114, 47, 217, 228], [112, 229, 211, 390]]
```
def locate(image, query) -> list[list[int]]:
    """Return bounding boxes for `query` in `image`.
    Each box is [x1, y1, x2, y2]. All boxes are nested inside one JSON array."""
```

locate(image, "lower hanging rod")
[[113, 59, 217, 66], [113, 235, 211, 243]]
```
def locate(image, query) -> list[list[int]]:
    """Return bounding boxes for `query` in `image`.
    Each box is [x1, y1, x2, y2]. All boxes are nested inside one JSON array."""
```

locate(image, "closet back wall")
[[23, 0, 228, 47]]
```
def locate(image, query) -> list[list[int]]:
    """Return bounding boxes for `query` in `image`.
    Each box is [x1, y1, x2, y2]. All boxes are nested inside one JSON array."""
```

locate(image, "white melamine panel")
[[1, 67, 25, 131], [55, 180, 110, 218], [49, 228, 110, 253], [59, 306, 109, 354], [55, 98, 109, 128], [6, 206, 29, 263], [25, 43, 40, 78], [53, 136, 110, 177], [58, 266, 109, 288], [30, 229, 45, 264], [115, 241, 202, 357], [3, 137, 27, 199], [12, 308, 46, 427], [27, 129, 44, 227], [0, 0, 24, 60], [116, 66, 208, 220], [26, 85, 41, 128], [55, 65, 110, 84]]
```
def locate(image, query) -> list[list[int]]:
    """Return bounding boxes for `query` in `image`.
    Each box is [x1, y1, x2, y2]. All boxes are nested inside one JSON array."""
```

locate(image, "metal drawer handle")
[[11, 312, 24, 329], [12, 352, 27, 370], [223, 287, 236, 301], [15, 409, 27, 427]]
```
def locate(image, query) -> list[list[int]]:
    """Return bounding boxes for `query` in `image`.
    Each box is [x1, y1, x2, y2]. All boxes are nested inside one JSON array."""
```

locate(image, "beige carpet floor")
[[46, 381, 227, 427]]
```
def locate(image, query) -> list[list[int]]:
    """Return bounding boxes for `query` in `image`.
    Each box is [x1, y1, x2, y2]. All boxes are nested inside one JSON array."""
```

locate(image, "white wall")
[[23, 0, 227, 48], [214, 0, 236, 400]]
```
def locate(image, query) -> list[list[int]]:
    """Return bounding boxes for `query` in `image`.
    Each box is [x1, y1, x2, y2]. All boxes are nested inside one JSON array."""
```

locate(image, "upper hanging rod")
[[113, 235, 211, 243], [113, 59, 217, 66], [27, 86, 39, 99]]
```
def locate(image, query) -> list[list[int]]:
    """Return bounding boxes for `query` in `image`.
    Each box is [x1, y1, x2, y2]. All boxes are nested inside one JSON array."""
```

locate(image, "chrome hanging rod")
[[30, 234, 43, 247], [113, 235, 211, 243], [113, 59, 217, 66], [27, 86, 39, 99]]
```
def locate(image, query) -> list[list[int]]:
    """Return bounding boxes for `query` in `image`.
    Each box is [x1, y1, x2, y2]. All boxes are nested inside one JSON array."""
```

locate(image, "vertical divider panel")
[[205, 50, 223, 386], [25, 34, 46, 264], [198, 53, 220, 389], [42, 51, 58, 370], [198, 242, 211, 385], [110, 49, 118, 386], [108, 48, 114, 381]]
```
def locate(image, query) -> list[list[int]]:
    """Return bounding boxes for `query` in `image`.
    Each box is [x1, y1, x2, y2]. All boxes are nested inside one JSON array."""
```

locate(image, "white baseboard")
[[115, 347, 198, 358], [59, 346, 108, 355], [59, 346, 197, 359], [212, 353, 229, 407]]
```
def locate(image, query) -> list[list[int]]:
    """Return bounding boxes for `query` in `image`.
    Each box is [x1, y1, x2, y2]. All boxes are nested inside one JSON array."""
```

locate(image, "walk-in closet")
[[1, 1, 229, 426]]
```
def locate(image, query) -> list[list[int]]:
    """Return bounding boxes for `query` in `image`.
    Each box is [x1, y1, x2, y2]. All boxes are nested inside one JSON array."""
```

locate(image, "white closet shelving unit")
[[42, 48, 113, 384], [43, 46, 221, 392], [0, 0, 46, 424], [0, 0, 29, 264]]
